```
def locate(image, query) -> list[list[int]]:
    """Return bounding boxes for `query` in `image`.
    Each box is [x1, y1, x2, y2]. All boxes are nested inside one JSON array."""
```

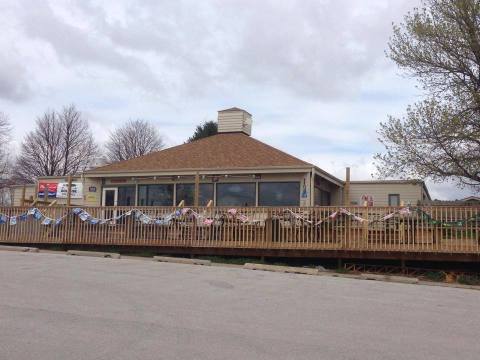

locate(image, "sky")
[[0, 0, 473, 200]]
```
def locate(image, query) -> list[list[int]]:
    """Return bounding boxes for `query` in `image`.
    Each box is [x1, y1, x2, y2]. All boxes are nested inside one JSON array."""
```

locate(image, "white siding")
[[218, 110, 252, 135], [12, 185, 36, 206], [349, 183, 423, 206]]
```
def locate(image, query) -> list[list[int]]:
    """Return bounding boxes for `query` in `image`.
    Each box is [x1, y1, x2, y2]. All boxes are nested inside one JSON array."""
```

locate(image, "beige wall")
[[11, 177, 103, 207], [11, 185, 36, 206], [83, 178, 102, 206], [218, 109, 252, 135], [348, 182, 423, 206], [40, 177, 102, 206]]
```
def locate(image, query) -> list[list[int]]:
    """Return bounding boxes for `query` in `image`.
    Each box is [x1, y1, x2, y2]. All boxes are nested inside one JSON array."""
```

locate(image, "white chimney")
[[217, 107, 252, 136]]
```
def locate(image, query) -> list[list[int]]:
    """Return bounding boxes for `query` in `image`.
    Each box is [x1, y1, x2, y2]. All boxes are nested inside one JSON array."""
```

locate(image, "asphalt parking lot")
[[0, 251, 479, 360]]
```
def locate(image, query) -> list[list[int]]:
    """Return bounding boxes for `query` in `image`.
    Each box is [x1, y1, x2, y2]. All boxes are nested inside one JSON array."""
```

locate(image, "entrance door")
[[102, 188, 118, 206], [102, 188, 118, 222]]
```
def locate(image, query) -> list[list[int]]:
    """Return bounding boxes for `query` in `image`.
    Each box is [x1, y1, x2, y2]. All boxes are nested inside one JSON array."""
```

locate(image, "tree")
[[105, 119, 165, 163], [13, 105, 98, 182], [375, 0, 480, 188], [0, 112, 11, 178], [187, 120, 218, 142]]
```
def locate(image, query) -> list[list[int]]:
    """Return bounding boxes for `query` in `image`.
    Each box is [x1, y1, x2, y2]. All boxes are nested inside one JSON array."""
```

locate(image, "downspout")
[[310, 168, 315, 207], [344, 167, 350, 206]]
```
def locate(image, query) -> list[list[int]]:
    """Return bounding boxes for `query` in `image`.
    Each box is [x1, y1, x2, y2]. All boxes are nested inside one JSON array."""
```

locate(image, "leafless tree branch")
[[105, 119, 164, 163], [12, 105, 98, 183]]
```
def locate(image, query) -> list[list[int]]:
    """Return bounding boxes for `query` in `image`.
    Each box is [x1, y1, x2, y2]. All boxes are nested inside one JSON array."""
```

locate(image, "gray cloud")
[[8, 0, 417, 100], [17, 0, 164, 94], [0, 55, 31, 102]]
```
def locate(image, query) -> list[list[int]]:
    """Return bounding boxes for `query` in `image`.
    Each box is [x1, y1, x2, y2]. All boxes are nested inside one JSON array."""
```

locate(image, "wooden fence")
[[0, 206, 480, 255]]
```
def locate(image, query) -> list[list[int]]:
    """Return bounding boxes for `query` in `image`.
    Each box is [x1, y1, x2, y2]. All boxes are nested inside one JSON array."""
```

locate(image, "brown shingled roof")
[[89, 133, 312, 173]]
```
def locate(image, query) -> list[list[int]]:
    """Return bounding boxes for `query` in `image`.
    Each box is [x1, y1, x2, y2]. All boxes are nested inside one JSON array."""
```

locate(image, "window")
[[314, 188, 331, 206], [216, 183, 256, 206], [138, 184, 174, 206], [175, 183, 214, 206], [258, 182, 300, 206], [176, 184, 194, 206], [199, 184, 214, 206], [388, 194, 400, 206], [117, 186, 136, 206]]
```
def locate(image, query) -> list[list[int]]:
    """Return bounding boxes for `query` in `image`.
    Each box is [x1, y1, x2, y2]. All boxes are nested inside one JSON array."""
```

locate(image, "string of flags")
[[0, 207, 252, 227], [282, 206, 480, 228], [1, 206, 479, 228]]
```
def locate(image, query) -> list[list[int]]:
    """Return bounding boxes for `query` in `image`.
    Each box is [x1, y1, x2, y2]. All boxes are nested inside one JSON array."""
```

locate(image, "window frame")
[[216, 182, 256, 207], [137, 184, 174, 206], [258, 181, 300, 207], [388, 193, 400, 207], [174, 183, 215, 206]]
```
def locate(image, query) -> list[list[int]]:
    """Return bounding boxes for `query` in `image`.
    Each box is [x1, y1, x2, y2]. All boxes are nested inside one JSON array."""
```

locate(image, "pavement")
[[0, 251, 479, 360]]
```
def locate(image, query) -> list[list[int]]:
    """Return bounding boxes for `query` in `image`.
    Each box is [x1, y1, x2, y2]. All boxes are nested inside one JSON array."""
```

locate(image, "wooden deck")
[[1, 206, 480, 261]]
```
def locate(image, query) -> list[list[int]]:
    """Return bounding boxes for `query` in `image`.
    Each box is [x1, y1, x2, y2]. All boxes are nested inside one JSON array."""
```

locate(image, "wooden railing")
[[0, 206, 479, 254]]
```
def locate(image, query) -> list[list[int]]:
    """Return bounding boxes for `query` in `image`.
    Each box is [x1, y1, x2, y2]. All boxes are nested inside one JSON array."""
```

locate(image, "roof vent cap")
[[217, 107, 252, 136]]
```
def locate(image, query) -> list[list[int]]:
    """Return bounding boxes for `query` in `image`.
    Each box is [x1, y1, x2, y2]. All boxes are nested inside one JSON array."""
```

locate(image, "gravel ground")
[[0, 251, 478, 360]]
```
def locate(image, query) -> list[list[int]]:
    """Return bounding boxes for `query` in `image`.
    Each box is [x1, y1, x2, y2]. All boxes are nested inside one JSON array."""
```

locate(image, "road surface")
[[0, 251, 478, 360]]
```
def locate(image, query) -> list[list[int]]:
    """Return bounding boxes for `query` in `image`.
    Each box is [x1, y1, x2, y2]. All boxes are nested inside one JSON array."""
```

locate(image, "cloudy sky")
[[0, 0, 472, 199]]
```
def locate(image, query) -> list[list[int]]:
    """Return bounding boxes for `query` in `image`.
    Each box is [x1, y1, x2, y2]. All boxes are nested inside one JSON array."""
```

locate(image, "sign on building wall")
[[56, 182, 83, 199], [38, 182, 58, 198], [301, 178, 308, 198], [361, 194, 374, 206]]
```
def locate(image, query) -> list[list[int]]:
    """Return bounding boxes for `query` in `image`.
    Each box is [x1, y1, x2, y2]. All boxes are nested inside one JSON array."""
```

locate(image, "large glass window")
[[138, 184, 174, 206], [117, 186, 136, 206], [199, 184, 214, 206], [175, 183, 214, 206], [314, 188, 331, 206], [176, 184, 194, 206], [216, 183, 256, 206], [259, 182, 300, 206]]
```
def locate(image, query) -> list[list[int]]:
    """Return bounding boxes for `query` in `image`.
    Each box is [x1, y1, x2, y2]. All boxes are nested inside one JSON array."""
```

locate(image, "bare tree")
[[0, 112, 11, 178], [105, 119, 165, 163], [375, 0, 480, 189], [59, 105, 98, 175], [13, 105, 98, 182]]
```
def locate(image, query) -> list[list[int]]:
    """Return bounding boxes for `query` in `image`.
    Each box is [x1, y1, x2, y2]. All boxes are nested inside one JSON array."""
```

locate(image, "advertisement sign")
[[38, 182, 58, 198], [56, 182, 83, 199]]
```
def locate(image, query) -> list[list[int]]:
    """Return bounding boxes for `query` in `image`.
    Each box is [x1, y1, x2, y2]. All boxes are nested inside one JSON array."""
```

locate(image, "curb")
[[66, 250, 121, 259], [360, 273, 419, 284], [244, 263, 319, 275], [153, 256, 211, 266], [0, 245, 39, 253]]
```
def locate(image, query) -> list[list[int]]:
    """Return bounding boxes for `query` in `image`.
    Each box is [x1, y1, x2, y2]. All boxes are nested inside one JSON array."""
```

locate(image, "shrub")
[[423, 271, 446, 282], [457, 275, 480, 286]]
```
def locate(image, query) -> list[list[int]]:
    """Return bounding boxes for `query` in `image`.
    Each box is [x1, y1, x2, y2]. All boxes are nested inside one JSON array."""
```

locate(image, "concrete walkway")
[[0, 251, 478, 360]]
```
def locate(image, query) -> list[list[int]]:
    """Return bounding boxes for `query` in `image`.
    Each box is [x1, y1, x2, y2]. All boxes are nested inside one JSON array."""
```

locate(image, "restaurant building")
[[11, 107, 430, 207]]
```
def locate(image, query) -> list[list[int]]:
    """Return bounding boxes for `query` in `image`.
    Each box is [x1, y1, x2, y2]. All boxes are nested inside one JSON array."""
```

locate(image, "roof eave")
[[84, 165, 314, 178], [313, 166, 344, 187]]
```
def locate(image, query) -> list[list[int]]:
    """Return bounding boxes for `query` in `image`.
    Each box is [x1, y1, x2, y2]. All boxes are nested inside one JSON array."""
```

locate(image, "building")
[[348, 180, 431, 206], [11, 107, 431, 207]]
